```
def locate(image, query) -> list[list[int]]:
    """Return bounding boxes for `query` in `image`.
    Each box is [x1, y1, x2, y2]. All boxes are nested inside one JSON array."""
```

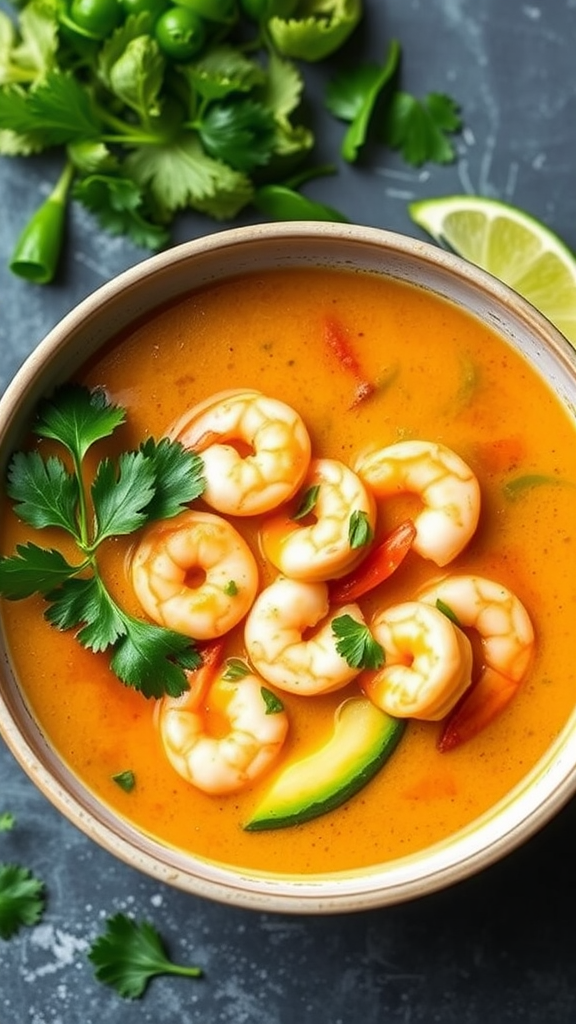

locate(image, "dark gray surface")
[[1, 2, 576, 1021]]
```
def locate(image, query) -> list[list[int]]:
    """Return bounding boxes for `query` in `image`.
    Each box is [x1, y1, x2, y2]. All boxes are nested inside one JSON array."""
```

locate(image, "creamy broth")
[[2, 266, 576, 875]]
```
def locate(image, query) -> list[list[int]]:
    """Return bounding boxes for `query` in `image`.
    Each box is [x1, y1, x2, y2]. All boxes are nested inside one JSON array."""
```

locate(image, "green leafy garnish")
[[261, 687, 285, 714], [88, 913, 203, 999], [381, 90, 461, 166], [2, 2, 361, 282], [292, 484, 319, 520], [435, 598, 462, 628], [223, 580, 239, 596], [0, 385, 205, 698], [348, 510, 373, 549], [502, 473, 574, 499], [326, 39, 401, 162], [0, 813, 15, 832], [222, 657, 251, 681], [0, 863, 45, 940], [112, 770, 136, 793], [332, 614, 384, 669]]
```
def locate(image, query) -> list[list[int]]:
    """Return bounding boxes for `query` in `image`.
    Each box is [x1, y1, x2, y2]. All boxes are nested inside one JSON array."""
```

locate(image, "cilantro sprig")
[[0, 863, 45, 940], [1, 2, 357, 282], [332, 613, 384, 669], [0, 385, 205, 698], [88, 912, 203, 999]]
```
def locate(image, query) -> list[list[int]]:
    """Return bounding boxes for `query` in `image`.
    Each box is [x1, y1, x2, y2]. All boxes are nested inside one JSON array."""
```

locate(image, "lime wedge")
[[409, 195, 576, 346]]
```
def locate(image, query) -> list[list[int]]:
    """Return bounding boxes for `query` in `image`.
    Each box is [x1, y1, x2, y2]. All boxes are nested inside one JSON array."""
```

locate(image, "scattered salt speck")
[[463, 126, 476, 146], [150, 892, 163, 908], [532, 152, 547, 170], [523, 5, 541, 19], [24, 925, 88, 982]]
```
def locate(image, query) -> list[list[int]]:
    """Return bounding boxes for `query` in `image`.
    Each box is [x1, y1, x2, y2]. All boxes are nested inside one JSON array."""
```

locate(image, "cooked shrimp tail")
[[418, 574, 535, 750], [438, 667, 520, 752]]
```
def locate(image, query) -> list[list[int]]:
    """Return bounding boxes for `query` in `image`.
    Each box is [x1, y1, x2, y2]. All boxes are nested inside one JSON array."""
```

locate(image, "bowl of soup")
[[0, 222, 575, 914]]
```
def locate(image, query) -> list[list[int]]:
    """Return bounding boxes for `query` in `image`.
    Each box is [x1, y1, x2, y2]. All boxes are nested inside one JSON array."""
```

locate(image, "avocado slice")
[[244, 697, 405, 831]]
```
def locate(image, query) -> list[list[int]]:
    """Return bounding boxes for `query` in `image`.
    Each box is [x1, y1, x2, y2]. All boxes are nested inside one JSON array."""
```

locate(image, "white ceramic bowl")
[[1, 222, 575, 914]]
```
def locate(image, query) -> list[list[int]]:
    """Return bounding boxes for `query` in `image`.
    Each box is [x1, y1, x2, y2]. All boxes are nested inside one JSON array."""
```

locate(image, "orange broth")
[[2, 266, 576, 875]]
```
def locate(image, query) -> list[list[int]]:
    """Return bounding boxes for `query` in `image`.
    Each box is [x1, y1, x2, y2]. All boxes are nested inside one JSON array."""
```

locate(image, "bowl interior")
[[1, 222, 576, 913]]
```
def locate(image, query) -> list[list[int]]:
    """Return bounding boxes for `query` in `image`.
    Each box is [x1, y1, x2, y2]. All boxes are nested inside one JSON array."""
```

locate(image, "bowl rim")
[[1, 220, 575, 914]]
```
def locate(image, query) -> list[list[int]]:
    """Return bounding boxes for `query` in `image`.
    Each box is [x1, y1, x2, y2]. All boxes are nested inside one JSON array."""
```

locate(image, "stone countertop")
[[1, 2, 576, 1022]]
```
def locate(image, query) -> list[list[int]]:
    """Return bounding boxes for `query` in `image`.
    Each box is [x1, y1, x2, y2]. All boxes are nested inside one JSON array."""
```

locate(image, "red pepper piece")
[[329, 519, 416, 604], [324, 317, 376, 405], [438, 665, 521, 752]]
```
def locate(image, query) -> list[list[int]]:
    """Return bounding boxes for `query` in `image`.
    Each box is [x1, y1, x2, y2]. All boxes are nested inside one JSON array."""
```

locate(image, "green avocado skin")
[[244, 699, 406, 832]]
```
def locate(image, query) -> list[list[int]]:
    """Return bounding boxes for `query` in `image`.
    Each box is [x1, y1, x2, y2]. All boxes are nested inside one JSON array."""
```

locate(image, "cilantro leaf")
[[292, 484, 319, 520], [0, 1, 59, 87], [105, 35, 165, 122], [185, 45, 265, 101], [72, 174, 170, 250], [261, 687, 284, 714], [0, 863, 45, 940], [222, 657, 251, 680], [198, 98, 276, 172], [110, 618, 201, 699], [348, 509, 373, 549], [0, 813, 15, 832], [1, 70, 102, 145], [112, 770, 136, 792], [326, 39, 401, 162], [268, 0, 363, 62], [332, 614, 384, 669], [88, 913, 203, 999], [381, 91, 461, 166], [139, 437, 205, 519], [125, 134, 253, 221], [34, 385, 126, 461], [6, 452, 80, 536], [0, 544, 81, 599], [91, 451, 156, 542], [45, 575, 127, 652]]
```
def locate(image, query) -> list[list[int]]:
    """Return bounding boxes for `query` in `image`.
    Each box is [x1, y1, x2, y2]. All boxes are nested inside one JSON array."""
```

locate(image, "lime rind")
[[408, 195, 576, 346]]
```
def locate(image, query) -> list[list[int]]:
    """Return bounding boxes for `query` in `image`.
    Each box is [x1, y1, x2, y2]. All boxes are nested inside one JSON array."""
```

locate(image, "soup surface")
[[2, 266, 576, 875]]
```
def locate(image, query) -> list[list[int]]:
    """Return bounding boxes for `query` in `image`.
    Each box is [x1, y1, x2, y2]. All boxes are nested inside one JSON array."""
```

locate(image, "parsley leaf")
[[7, 452, 81, 536], [34, 385, 126, 460], [0, 544, 81, 599], [222, 657, 250, 680], [88, 913, 203, 999], [110, 617, 201, 699], [261, 687, 284, 714], [0, 863, 45, 940], [0, 813, 15, 832], [0, 70, 102, 145], [332, 614, 385, 669], [91, 451, 156, 542], [138, 437, 205, 519], [381, 91, 461, 166], [0, 386, 205, 698]]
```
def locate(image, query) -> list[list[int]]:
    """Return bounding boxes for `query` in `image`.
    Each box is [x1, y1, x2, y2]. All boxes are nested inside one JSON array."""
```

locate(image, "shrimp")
[[244, 576, 366, 695], [260, 458, 377, 582], [354, 439, 481, 566], [417, 575, 535, 749], [361, 601, 474, 720], [169, 389, 311, 516], [130, 510, 258, 640], [158, 643, 289, 794]]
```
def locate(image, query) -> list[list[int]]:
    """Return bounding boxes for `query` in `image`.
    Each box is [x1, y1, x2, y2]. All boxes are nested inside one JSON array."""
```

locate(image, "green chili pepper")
[[9, 163, 74, 285], [253, 184, 349, 222]]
